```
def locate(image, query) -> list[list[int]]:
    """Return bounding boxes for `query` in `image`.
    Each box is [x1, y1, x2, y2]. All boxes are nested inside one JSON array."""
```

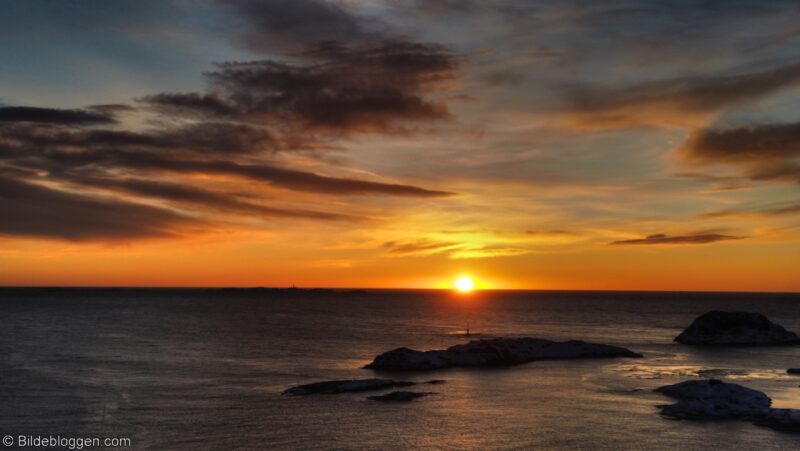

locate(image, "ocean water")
[[3, 288, 800, 450]]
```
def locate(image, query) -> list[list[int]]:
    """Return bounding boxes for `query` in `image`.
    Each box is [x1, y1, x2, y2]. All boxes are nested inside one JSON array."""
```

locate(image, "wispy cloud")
[[561, 61, 800, 129], [0, 174, 198, 241], [610, 232, 746, 246], [701, 202, 800, 219]]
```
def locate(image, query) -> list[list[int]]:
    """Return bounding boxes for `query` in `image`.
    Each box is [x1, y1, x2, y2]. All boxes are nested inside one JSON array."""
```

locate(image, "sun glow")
[[455, 276, 475, 293]]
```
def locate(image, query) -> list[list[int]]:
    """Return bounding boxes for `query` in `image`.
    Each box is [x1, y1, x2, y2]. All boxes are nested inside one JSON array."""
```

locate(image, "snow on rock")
[[364, 337, 642, 371], [674, 311, 800, 346], [283, 378, 414, 396]]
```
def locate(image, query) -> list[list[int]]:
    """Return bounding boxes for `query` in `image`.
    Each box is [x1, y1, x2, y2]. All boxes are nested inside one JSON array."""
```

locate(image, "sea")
[[2, 288, 800, 450]]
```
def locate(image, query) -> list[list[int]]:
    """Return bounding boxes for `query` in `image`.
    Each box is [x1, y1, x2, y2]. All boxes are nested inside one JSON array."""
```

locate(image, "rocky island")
[[656, 379, 800, 432], [283, 378, 445, 396], [283, 378, 414, 396], [674, 311, 800, 345], [364, 337, 642, 371], [367, 391, 435, 402]]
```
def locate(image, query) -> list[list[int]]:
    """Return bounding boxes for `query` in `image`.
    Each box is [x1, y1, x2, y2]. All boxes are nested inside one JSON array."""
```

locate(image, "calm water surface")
[[3, 289, 800, 450]]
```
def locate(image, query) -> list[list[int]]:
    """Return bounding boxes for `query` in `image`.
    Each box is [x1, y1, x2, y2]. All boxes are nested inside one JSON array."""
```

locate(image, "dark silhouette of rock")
[[655, 379, 771, 419], [425, 379, 446, 384], [367, 391, 435, 402], [674, 311, 800, 345], [283, 378, 414, 396], [788, 368, 800, 374], [364, 337, 642, 371], [656, 379, 800, 432], [753, 409, 800, 432]]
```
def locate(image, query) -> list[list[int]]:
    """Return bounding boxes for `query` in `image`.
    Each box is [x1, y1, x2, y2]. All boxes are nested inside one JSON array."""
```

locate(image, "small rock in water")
[[367, 391, 435, 402], [787, 368, 800, 374], [674, 311, 800, 346], [425, 379, 446, 385], [283, 378, 414, 396]]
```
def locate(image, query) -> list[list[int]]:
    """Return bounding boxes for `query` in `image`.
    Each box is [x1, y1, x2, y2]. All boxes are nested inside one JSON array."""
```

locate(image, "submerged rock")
[[283, 378, 414, 396], [364, 337, 642, 371], [674, 311, 800, 346], [656, 379, 800, 432], [655, 379, 771, 419], [367, 391, 435, 402]]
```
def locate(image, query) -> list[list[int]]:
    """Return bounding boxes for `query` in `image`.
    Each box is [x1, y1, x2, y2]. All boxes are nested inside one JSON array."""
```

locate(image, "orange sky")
[[1, 1, 800, 291]]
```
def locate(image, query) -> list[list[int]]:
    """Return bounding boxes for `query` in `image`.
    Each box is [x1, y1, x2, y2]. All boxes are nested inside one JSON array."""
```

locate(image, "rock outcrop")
[[656, 379, 800, 432], [674, 311, 800, 345], [364, 337, 642, 371], [283, 378, 414, 396], [655, 379, 771, 419]]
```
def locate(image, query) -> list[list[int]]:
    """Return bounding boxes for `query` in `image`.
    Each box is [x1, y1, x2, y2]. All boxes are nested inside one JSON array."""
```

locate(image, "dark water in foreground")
[[3, 288, 800, 450]]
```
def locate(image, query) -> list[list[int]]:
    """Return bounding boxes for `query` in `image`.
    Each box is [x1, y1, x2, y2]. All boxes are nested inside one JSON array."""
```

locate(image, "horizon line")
[[0, 285, 799, 295]]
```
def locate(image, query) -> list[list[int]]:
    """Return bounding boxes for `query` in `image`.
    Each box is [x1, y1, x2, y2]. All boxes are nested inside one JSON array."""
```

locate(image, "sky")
[[1, 0, 799, 291]]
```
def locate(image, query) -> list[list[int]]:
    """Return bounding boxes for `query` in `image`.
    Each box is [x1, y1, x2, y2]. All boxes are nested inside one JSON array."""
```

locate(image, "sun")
[[455, 276, 475, 293]]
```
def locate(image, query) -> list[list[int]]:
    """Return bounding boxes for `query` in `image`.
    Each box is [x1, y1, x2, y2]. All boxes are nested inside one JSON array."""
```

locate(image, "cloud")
[[1, 121, 303, 155], [57, 174, 364, 222], [701, 201, 800, 219], [383, 239, 460, 255], [222, 0, 385, 53], [0, 173, 197, 241], [673, 172, 753, 192], [682, 121, 800, 163], [0, 106, 117, 125], [138, 93, 235, 117], [0, 122, 454, 198], [0, 2, 465, 243], [143, 40, 460, 134], [39, 150, 454, 197], [381, 238, 530, 259], [610, 232, 746, 245], [561, 61, 800, 129], [679, 121, 800, 185], [525, 229, 577, 236]]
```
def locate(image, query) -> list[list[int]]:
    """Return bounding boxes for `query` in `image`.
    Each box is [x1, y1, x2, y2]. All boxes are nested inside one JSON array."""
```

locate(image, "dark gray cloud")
[[610, 232, 746, 245], [682, 121, 800, 163], [679, 121, 800, 185], [2, 121, 291, 155], [139, 93, 235, 117], [143, 40, 460, 134], [222, 0, 384, 53], [0, 173, 196, 241], [0, 106, 117, 125]]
